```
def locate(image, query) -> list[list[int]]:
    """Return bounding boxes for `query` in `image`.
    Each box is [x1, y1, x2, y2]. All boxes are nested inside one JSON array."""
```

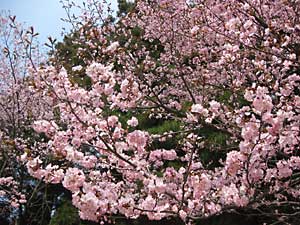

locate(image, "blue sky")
[[0, 0, 117, 43]]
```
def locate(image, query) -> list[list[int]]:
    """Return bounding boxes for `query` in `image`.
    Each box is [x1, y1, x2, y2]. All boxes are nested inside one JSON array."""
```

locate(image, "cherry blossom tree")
[[0, 14, 37, 220], [10, 0, 300, 224], [0, 14, 64, 225]]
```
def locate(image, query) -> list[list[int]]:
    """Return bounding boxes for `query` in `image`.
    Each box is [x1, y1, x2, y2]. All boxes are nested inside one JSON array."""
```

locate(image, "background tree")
[[0, 14, 68, 225]]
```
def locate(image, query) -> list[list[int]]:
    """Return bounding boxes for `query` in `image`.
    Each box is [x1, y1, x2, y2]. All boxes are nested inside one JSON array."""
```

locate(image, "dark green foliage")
[[54, 34, 85, 71], [216, 89, 250, 108], [195, 124, 234, 168], [216, 90, 231, 104], [117, 0, 136, 18], [49, 200, 80, 225], [194, 212, 263, 225], [49, 198, 97, 225], [146, 120, 181, 135], [130, 26, 143, 38], [49, 199, 81, 225]]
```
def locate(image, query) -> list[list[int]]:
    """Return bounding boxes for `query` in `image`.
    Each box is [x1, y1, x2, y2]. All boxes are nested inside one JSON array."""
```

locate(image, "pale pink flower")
[[72, 65, 83, 71], [162, 149, 177, 160], [190, 25, 199, 36], [191, 104, 209, 116], [126, 130, 148, 153], [107, 115, 119, 127], [105, 41, 119, 53], [62, 168, 85, 192], [127, 117, 139, 127]]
